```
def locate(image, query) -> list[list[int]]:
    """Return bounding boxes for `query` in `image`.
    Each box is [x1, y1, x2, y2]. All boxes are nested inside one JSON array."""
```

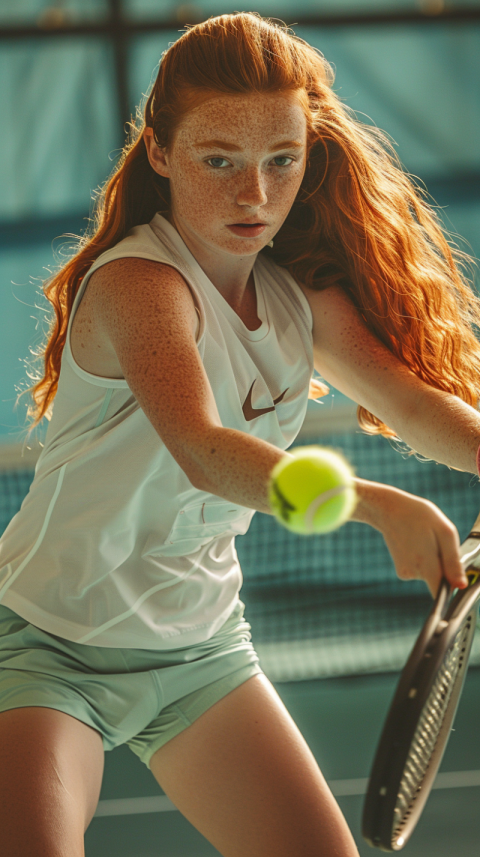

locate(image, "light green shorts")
[[0, 599, 262, 769]]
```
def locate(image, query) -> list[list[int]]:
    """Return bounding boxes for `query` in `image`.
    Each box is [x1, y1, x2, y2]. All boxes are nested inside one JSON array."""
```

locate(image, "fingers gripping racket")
[[362, 530, 480, 852]]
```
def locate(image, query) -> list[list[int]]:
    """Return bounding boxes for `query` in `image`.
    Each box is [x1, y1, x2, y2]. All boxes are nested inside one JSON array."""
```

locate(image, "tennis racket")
[[362, 529, 480, 852]]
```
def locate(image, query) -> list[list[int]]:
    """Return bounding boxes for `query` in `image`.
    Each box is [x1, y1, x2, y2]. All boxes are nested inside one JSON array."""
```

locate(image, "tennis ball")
[[268, 445, 357, 535]]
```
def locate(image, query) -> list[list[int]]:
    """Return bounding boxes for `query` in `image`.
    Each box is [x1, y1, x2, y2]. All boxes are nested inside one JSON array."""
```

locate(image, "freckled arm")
[[302, 284, 480, 477], [90, 257, 288, 513]]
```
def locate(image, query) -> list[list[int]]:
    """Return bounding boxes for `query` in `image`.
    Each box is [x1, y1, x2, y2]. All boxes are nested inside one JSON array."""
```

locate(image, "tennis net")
[[1, 417, 479, 682]]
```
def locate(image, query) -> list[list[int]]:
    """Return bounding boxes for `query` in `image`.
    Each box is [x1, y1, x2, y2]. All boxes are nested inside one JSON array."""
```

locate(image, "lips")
[[227, 223, 267, 238]]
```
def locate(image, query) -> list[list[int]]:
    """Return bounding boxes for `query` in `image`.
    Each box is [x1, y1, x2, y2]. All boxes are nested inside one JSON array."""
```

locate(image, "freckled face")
[[155, 92, 307, 257]]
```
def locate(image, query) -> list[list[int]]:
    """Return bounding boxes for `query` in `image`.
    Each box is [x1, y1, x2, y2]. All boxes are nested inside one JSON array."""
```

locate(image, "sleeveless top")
[[0, 214, 314, 649]]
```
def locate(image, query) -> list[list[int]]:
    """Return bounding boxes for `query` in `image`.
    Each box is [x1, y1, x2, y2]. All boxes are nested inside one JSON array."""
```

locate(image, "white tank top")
[[0, 214, 313, 648]]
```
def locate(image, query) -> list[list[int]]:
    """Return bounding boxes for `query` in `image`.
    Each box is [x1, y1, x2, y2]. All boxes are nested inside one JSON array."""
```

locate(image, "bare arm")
[[88, 257, 286, 513], [297, 283, 480, 594], [300, 283, 480, 475]]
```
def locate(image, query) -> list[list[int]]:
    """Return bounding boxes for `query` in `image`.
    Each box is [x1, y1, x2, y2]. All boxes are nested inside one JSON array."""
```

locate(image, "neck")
[[168, 211, 257, 304]]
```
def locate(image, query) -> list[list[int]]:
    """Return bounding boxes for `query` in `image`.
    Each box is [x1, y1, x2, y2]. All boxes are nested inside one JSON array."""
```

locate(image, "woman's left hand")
[[352, 479, 469, 598]]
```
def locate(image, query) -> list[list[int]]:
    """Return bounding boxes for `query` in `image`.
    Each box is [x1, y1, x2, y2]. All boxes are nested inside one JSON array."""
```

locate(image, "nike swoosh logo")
[[242, 380, 288, 422]]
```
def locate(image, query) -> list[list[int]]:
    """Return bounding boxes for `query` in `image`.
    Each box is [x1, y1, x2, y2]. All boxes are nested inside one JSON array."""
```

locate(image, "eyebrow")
[[194, 139, 304, 152]]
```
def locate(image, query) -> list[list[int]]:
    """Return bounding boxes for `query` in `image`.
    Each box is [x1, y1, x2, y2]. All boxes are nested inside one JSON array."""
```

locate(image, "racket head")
[[362, 548, 480, 852]]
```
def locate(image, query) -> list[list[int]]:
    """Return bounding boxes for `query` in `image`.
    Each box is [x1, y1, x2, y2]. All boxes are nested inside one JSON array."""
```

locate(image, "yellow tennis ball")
[[268, 446, 357, 535]]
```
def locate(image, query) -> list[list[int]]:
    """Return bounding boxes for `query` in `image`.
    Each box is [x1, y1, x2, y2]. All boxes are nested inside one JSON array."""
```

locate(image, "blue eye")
[[206, 157, 229, 168]]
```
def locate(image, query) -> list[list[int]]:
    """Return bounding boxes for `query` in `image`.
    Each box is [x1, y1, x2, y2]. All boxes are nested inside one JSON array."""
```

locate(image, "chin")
[[225, 243, 263, 256]]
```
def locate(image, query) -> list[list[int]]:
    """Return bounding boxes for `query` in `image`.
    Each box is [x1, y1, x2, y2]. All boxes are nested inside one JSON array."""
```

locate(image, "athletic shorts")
[[0, 599, 262, 769]]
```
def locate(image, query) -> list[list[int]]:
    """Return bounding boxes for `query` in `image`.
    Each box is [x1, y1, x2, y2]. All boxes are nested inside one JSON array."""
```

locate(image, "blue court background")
[[1, 2, 480, 855]]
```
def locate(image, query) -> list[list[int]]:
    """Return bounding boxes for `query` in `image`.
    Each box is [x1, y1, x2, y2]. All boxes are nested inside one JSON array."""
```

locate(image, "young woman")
[[0, 12, 479, 857]]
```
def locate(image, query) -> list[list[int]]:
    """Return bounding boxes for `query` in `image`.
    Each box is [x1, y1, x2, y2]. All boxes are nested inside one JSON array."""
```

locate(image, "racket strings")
[[392, 616, 472, 840]]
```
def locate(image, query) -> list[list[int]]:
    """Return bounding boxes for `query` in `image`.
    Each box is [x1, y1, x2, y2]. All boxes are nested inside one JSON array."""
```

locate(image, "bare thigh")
[[150, 674, 360, 857], [0, 706, 105, 857]]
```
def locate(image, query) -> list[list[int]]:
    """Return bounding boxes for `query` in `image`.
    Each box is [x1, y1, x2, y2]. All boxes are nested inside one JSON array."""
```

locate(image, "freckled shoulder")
[[70, 257, 200, 378], [76, 256, 224, 486]]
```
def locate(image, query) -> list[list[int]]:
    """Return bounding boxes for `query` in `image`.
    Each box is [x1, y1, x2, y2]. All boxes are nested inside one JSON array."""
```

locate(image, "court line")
[[93, 769, 480, 817], [330, 770, 480, 796], [94, 794, 176, 816]]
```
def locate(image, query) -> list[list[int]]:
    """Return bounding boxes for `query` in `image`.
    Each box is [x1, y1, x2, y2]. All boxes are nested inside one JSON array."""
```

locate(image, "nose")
[[236, 166, 268, 208]]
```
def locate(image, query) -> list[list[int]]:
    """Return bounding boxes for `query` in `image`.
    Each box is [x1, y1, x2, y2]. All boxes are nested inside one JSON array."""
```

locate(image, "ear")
[[143, 127, 170, 178]]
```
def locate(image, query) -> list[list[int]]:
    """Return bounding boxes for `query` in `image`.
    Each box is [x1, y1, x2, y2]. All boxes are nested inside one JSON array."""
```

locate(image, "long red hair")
[[27, 12, 480, 437]]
